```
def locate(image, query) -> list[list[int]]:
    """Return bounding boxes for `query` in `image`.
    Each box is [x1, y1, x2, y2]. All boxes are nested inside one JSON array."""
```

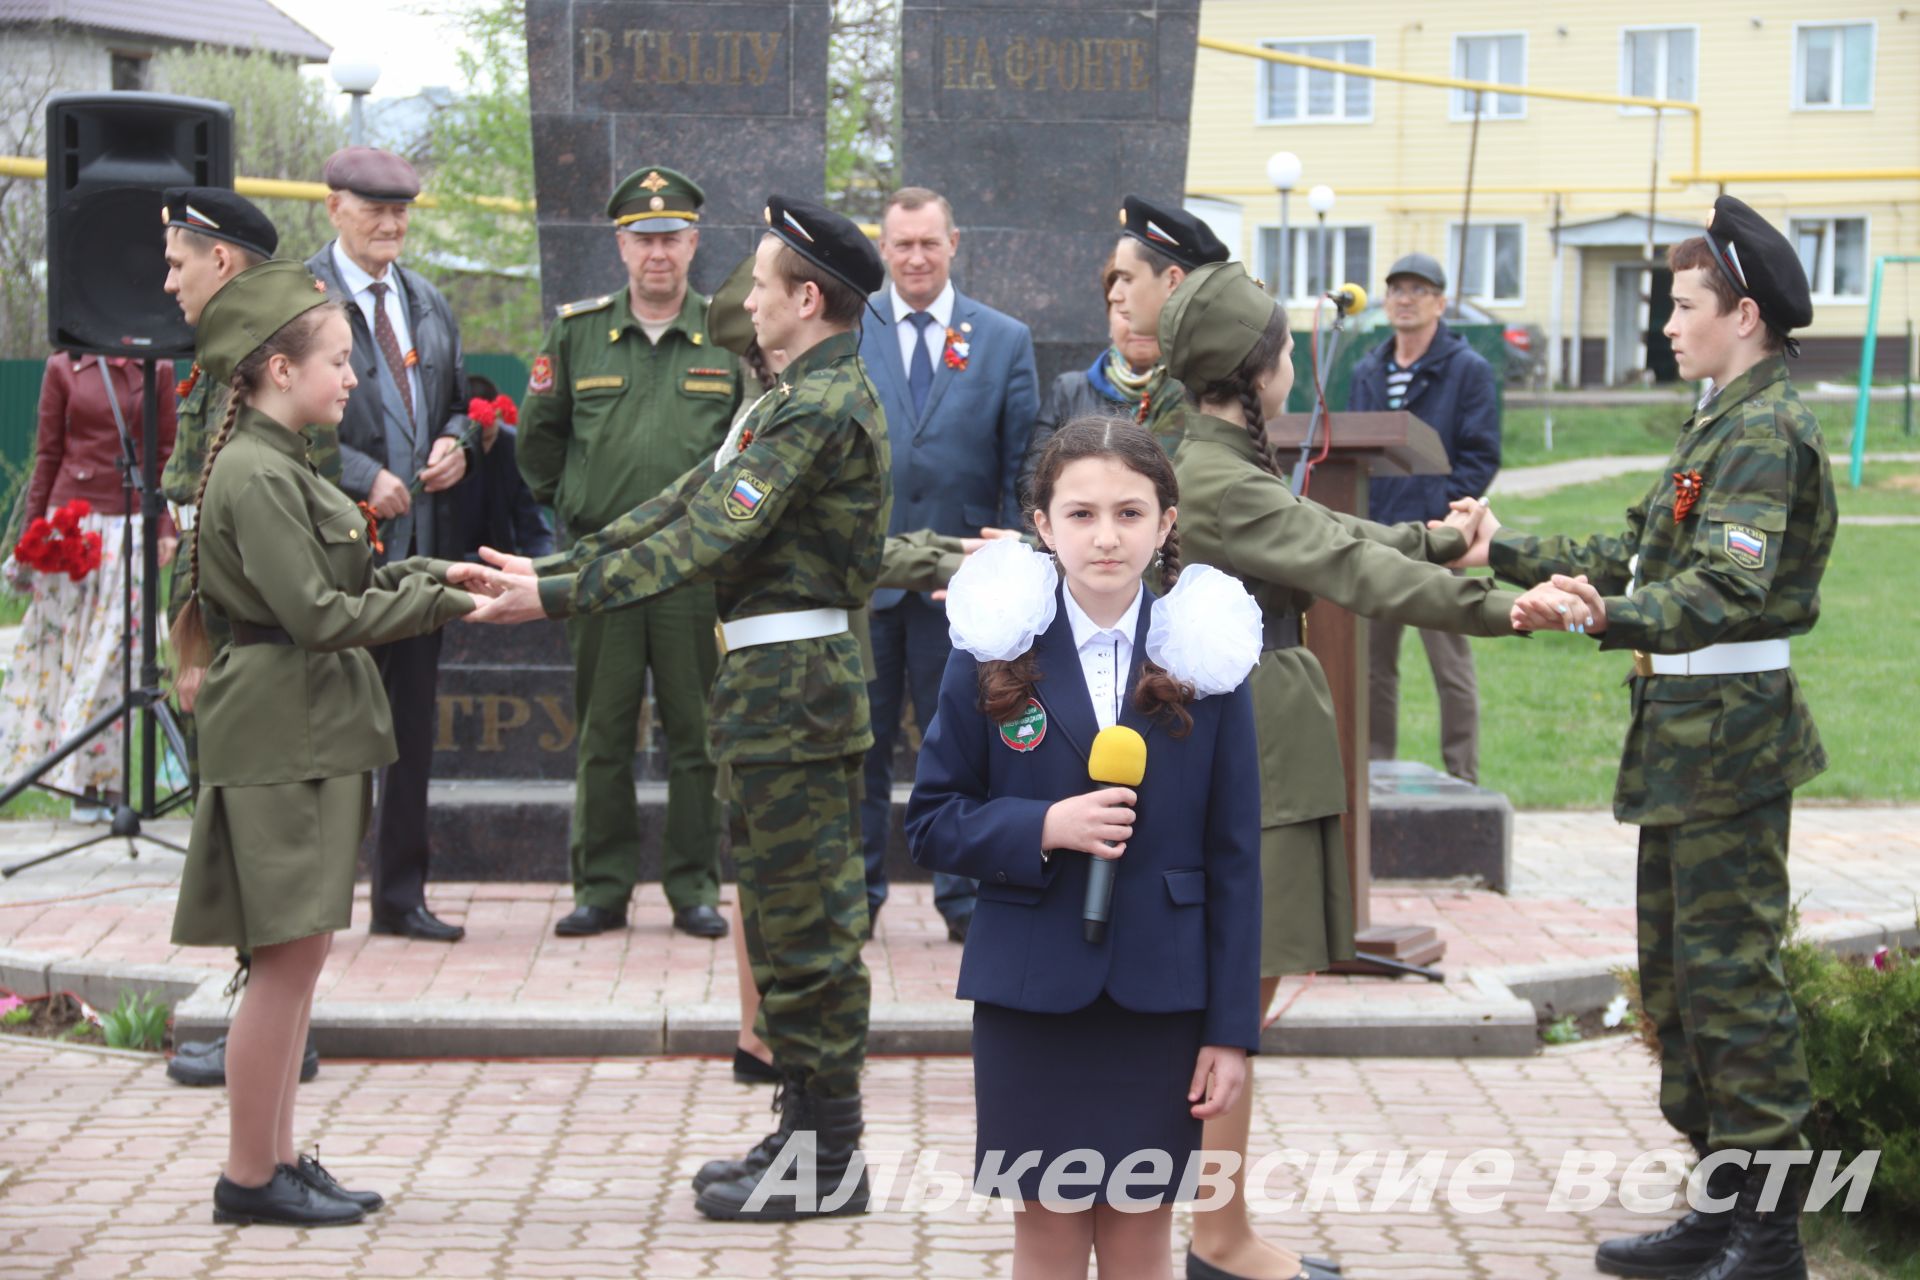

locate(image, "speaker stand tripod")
[[2, 359, 191, 879]]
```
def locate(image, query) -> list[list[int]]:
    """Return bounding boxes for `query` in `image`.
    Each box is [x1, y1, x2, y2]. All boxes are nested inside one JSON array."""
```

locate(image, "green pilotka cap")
[[196, 260, 335, 387], [706, 254, 757, 359], [1159, 260, 1280, 392]]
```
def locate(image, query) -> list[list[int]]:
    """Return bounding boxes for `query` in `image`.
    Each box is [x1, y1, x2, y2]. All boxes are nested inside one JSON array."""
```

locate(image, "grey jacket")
[[305, 242, 470, 562]]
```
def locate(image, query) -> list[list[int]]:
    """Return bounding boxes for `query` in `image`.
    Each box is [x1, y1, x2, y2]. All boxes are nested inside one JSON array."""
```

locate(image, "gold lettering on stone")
[[536, 695, 577, 752], [477, 695, 532, 752], [745, 31, 781, 87], [435, 694, 474, 752], [590, 30, 780, 88], [581, 27, 612, 83], [946, 34, 1151, 92]]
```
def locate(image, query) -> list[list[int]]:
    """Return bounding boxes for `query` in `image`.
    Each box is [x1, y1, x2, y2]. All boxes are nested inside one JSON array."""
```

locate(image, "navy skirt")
[[972, 994, 1204, 1207]]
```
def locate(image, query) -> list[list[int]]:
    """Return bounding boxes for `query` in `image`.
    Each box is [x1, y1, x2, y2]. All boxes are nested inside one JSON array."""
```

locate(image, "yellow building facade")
[[1186, 1, 1920, 385]]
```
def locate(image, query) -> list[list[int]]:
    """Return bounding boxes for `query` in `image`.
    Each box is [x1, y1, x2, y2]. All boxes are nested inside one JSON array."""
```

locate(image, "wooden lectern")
[[1265, 411, 1453, 974]]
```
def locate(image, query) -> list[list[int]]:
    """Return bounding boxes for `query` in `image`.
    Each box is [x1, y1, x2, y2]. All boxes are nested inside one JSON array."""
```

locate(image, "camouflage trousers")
[[1637, 796, 1811, 1153], [729, 755, 871, 1099]]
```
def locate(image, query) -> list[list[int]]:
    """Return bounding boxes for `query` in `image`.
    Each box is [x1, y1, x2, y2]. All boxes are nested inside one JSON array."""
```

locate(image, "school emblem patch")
[[528, 354, 555, 395], [724, 472, 772, 521], [1725, 524, 1768, 569], [999, 699, 1047, 753]]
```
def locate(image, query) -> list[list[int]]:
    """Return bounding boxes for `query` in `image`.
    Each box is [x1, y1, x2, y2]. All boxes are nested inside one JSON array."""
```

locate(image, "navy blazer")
[[904, 587, 1262, 1051], [860, 287, 1039, 609]]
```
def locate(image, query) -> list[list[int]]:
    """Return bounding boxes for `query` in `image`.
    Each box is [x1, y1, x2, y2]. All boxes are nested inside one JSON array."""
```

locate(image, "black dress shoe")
[[369, 906, 465, 942], [212, 1166, 363, 1227], [732, 1047, 781, 1086], [945, 913, 971, 944], [167, 1030, 319, 1087], [672, 904, 729, 938], [553, 904, 627, 937], [1186, 1250, 1342, 1280], [291, 1150, 384, 1213]]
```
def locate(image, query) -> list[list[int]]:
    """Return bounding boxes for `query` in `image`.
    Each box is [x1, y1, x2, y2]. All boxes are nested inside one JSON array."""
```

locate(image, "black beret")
[[1702, 195, 1814, 339], [1118, 195, 1229, 271], [322, 146, 420, 204], [161, 187, 277, 259], [763, 195, 884, 297]]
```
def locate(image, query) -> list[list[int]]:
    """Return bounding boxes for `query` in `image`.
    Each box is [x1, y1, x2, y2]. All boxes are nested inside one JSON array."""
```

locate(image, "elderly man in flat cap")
[[308, 145, 473, 943]]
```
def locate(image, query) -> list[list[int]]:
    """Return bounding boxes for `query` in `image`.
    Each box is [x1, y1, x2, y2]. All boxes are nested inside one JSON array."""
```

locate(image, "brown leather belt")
[[231, 620, 295, 647], [1263, 613, 1302, 652]]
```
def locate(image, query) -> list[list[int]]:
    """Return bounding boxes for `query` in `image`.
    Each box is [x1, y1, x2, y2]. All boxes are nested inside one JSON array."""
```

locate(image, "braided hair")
[[981, 416, 1195, 737], [167, 303, 344, 682], [1195, 307, 1291, 479]]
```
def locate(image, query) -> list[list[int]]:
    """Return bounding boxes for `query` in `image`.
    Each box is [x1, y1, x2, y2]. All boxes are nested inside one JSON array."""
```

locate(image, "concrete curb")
[[8, 911, 1913, 1062]]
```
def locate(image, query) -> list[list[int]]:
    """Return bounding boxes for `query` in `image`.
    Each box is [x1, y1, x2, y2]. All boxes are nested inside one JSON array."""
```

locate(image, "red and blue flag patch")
[[724, 471, 772, 521]]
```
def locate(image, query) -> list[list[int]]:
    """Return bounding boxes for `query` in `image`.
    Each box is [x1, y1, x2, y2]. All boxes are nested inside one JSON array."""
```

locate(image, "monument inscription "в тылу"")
[[579, 28, 785, 88]]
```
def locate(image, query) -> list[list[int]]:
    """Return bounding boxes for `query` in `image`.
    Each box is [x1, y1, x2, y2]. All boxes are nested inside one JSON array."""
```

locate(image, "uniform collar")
[[615, 285, 708, 346], [236, 404, 317, 464], [775, 329, 859, 385], [1180, 409, 1262, 460], [1691, 356, 1789, 433]]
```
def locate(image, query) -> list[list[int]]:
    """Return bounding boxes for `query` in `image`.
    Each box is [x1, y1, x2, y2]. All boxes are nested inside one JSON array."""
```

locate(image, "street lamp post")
[[329, 54, 381, 147], [1265, 151, 1302, 303], [1308, 184, 1337, 299]]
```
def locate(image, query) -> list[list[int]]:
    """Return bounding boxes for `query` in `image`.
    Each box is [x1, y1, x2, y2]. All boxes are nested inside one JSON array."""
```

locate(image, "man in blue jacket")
[[1350, 253, 1501, 782], [858, 187, 1039, 942]]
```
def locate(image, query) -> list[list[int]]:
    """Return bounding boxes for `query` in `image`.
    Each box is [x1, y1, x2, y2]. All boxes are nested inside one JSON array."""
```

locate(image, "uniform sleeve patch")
[[723, 471, 772, 521], [528, 354, 554, 394], [1724, 524, 1768, 569]]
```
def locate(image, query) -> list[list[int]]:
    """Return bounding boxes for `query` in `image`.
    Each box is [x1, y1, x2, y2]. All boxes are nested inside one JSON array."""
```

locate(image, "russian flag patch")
[[1724, 524, 1768, 569], [724, 471, 772, 521]]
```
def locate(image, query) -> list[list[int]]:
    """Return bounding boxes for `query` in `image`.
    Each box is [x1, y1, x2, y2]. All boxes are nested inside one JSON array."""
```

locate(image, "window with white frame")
[[1452, 33, 1525, 118], [1620, 27, 1696, 108], [1795, 23, 1874, 109], [1446, 223, 1525, 304], [1790, 217, 1868, 298], [1258, 38, 1373, 124], [1257, 225, 1373, 304]]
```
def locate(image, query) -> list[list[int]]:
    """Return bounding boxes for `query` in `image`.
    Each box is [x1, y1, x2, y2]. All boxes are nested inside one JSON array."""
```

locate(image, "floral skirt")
[[0, 515, 144, 795]]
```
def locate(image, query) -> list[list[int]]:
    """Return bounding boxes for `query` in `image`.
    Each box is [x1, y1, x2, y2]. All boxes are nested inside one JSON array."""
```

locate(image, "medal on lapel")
[[998, 698, 1047, 753], [1672, 469, 1704, 521]]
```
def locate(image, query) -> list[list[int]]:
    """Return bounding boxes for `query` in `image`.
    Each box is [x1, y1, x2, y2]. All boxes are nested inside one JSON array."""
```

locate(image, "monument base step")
[[1368, 760, 1513, 892]]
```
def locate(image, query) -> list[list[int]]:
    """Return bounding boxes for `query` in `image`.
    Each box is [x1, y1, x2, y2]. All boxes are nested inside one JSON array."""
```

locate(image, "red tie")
[[368, 281, 415, 422]]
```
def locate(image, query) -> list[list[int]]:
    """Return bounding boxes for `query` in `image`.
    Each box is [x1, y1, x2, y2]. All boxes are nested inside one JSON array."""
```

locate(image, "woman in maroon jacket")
[[0, 353, 178, 814]]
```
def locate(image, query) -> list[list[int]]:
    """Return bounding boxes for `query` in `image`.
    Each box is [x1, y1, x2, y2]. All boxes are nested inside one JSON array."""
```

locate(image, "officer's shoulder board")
[[556, 294, 616, 320]]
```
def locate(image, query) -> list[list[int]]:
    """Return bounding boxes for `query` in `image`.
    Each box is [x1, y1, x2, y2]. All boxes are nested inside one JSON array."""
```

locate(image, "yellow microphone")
[[1327, 282, 1368, 315], [1082, 725, 1146, 944]]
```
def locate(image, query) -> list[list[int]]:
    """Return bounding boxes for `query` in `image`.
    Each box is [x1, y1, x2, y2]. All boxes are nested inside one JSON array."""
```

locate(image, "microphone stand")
[[3, 358, 192, 878], [1288, 294, 1354, 498]]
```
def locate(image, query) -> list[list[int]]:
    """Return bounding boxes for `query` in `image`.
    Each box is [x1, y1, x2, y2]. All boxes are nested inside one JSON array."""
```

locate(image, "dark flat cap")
[[763, 195, 884, 297], [609, 166, 704, 233], [1159, 261, 1280, 390], [197, 260, 334, 387], [162, 187, 277, 259], [1118, 196, 1228, 271], [1702, 195, 1814, 339], [707, 254, 757, 358], [322, 146, 420, 204], [1386, 251, 1446, 292]]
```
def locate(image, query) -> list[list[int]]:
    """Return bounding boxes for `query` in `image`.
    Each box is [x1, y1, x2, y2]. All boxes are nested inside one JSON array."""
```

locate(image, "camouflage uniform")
[[536, 330, 890, 1099], [1136, 366, 1187, 457], [1490, 356, 1833, 1153]]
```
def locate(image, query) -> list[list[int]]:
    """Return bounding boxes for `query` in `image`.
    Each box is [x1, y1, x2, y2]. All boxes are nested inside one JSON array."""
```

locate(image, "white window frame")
[[1445, 221, 1527, 307], [1618, 25, 1699, 114], [1449, 31, 1527, 121], [1254, 36, 1375, 126], [1256, 222, 1375, 306], [1789, 215, 1870, 303], [1791, 21, 1875, 111]]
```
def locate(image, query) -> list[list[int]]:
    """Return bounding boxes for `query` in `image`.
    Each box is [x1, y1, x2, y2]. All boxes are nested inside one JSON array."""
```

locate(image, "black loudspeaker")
[[45, 93, 235, 359]]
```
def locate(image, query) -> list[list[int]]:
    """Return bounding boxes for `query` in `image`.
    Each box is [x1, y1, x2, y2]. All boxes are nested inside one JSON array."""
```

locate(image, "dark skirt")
[[972, 994, 1204, 1207]]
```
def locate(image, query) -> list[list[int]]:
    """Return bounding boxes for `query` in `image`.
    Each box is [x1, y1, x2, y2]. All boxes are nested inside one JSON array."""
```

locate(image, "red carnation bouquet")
[[465, 393, 518, 431], [15, 499, 104, 583]]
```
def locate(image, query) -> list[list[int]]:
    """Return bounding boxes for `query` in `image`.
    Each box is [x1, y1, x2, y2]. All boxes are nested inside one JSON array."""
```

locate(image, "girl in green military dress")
[[1158, 262, 1579, 1280], [168, 260, 475, 1228]]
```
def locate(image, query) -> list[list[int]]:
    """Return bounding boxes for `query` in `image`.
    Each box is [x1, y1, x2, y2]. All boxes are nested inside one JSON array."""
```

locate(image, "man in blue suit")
[[859, 187, 1039, 942]]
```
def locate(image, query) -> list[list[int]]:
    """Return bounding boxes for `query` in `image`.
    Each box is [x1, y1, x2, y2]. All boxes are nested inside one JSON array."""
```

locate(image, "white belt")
[[1644, 639, 1791, 677], [720, 608, 849, 652]]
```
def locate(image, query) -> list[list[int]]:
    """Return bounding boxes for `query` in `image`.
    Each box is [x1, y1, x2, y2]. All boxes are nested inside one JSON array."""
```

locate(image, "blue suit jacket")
[[860, 287, 1038, 610], [904, 587, 1263, 1051]]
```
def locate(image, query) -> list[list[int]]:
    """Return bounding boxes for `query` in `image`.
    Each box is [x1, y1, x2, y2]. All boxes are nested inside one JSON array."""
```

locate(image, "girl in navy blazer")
[[907, 418, 1263, 1278]]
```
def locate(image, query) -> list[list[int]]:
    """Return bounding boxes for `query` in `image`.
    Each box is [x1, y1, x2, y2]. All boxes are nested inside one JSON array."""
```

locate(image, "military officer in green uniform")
[[1160, 259, 1541, 1280], [518, 167, 740, 940], [462, 195, 891, 1222], [1103, 195, 1230, 452], [1463, 197, 1832, 1280]]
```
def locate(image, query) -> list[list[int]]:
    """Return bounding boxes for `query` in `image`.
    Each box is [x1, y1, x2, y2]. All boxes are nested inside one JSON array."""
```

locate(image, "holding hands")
[[1040, 786, 1136, 860], [1433, 496, 1500, 569], [1511, 574, 1608, 635], [447, 546, 544, 624]]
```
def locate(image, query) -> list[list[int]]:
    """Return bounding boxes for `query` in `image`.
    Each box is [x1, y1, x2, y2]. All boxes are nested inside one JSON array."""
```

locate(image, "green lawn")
[[1388, 464, 1920, 807], [1498, 396, 1918, 471]]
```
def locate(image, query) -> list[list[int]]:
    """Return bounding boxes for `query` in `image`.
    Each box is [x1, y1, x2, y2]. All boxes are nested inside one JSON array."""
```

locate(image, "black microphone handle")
[[1082, 851, 1116, 944]]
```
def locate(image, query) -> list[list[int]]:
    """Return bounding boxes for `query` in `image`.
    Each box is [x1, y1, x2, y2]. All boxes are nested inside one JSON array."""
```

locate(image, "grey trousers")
[[1368, 617, 1480, 784]]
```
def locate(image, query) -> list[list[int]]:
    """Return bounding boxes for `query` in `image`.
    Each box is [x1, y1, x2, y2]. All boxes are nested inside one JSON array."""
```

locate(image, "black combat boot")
[[690, 1072, 805, 1194], [1684, 1162, 1808, 1280], [1596, 1143, 1744, 1277], [693, 1087, 869, 1221]]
